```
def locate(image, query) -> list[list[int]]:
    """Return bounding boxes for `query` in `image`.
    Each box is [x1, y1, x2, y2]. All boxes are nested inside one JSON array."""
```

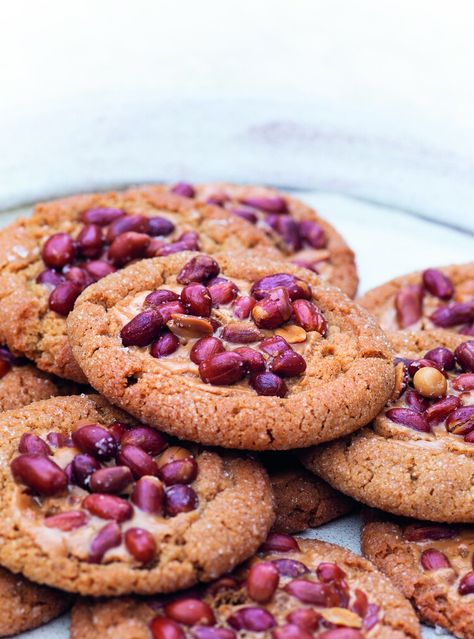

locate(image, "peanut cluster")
[[37, 206, 199, 316], [385, 341, 474, 440], [120, 256, 328, 397], [395, 267, 474, 334], [147, 533, 379, 639], [10, 421, 199, 564]]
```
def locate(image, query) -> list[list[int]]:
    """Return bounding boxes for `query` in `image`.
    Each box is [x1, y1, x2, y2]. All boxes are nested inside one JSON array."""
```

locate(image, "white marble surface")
[[1, 1, 473, 636]]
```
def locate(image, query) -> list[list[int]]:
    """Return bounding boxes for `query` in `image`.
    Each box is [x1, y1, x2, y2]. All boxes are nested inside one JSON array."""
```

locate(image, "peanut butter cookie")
[[301, 330, 474, 522], [163, 181, 358, 297], [70, 534, 421, 639], [67, 252, 394, 450], [263, 454, 354, 534], [0, 566, 70, 636], [0, 188, 277, 382], [0, 346, 77, 635], [0, 345, 68, 411], [0, 395, 274, 596], [359, 262, 474, 336], [362, 514, 474, 639]]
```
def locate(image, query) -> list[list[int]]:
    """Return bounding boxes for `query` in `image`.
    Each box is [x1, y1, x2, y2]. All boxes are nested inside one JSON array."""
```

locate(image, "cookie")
[[359, 262, 474, 335], [0, 395, 274, 596], [362, 514, 474, 639], [0, 565, 70, 636], [300, 330, 474, 521], [70, 533, 421, 639], [0, 187, 277, 382], [67, 252, 394, 450], [165, 181, 359, 297], [0, 345, 68, 411], [263, 454, 354, 533], [0, 346, 76, 634]]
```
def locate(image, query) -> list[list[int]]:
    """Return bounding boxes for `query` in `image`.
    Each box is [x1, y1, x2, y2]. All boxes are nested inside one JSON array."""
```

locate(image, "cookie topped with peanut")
[[70, 534, 421, 639], [0, 395, 274, 596], [0, 345, 71, 411], [362, 515, 474, 639], [119, 256, 326, 398], [164, 182, 358, 297], [359, 262, 474, 335], [67, 252, 394, 450], [301, 330, 474, 522], [384, 339, 474, 445], [0, 187, 277, 382]]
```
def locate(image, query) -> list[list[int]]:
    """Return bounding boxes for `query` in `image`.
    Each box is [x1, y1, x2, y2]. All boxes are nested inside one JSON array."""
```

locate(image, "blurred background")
[[1, 0, 473, 234]]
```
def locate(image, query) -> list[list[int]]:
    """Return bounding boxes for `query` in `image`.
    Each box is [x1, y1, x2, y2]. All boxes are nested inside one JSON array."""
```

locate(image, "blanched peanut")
[[413, 367, 447, 398]]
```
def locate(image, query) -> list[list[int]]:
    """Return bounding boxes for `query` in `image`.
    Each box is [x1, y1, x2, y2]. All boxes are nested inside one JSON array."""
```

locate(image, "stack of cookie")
[[0, 182, 470, 639]]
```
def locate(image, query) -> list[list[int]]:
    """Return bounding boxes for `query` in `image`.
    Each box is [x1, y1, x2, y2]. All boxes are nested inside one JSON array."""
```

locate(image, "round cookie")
[[0, 566, 71, 636], [300, 330, 474, 522], [0, 395, 274, 596], [359, 262, 474, 335], [0, 346, 77, 635], [71, 534, 421, 639], [362, 515, 474, 639], [0, 345, 68, 411], [0, 187, 277, 382], [67, 251, 394, 450], [263, 454, 354, 533], [165, 181, 359, 297]]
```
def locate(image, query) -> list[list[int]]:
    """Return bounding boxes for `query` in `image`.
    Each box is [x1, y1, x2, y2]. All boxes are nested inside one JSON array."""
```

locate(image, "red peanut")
[[88, 522, 122, 563], [395, 284, 424, 328], [11, 454, 68, 496], [165, 598, 215, 626], [262, 533, 300, 552], [177, 256, 220, 284], [246, 561, 279, 602], [132, 476, 165, 514], [117, 445, 159, 478], [83, 493, 133, 522], [125, 527, 157, 563], [44, 510, 88, 531], [420, 549, 451, 570], [199, 352, 245, 386], [292, 299, 327, 334]]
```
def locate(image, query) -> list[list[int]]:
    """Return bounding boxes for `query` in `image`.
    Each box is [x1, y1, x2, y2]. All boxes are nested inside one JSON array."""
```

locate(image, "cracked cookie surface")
[[161, 181, 358, 297], [0, 187, 277, 382], [70, 535, 420, 639], [362, 514, 474, 639], [67, 252, 393, 450], [0, 395, 274, 596], [300, 330, 474, 522]]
